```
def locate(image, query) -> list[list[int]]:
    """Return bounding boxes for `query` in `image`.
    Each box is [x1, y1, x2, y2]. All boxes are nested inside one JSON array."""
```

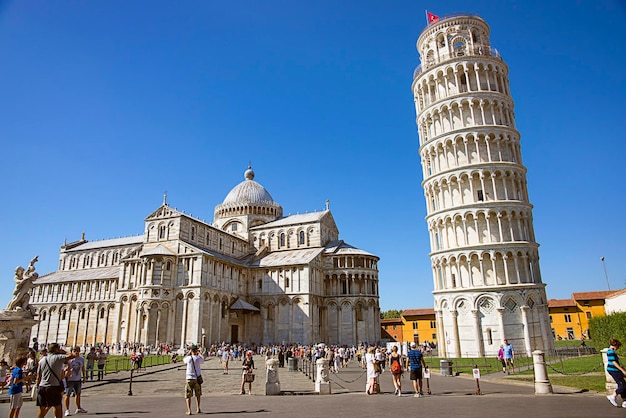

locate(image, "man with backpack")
[[35, 343, 79, 418]]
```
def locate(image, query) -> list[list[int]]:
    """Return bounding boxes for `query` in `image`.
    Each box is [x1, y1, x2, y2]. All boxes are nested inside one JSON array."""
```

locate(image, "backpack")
[[391, 357, 402, 374]]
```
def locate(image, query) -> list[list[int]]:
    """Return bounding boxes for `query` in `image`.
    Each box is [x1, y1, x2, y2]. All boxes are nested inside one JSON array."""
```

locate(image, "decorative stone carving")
[[265, 358, 281, 395], [315, 358, 331, 394], [0, 310, 37, 366]]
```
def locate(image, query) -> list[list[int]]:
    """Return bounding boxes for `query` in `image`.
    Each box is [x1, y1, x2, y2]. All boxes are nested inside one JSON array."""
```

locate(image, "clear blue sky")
[[1, 1, 624, 312]]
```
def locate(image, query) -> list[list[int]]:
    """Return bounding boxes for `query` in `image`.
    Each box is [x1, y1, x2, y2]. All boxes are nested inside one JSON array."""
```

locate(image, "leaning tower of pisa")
[[412, 14, 554, 357]]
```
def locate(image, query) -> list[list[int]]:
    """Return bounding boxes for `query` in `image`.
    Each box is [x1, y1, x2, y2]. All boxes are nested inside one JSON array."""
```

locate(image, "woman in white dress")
[[365, 346, 378, 395]]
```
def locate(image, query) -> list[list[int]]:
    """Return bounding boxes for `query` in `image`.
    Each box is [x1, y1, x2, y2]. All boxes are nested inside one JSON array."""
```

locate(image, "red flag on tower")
[[427, 11, 439, 24]]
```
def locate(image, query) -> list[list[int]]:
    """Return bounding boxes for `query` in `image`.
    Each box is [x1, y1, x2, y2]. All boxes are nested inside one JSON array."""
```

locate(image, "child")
[[8, 355, 28, 418]]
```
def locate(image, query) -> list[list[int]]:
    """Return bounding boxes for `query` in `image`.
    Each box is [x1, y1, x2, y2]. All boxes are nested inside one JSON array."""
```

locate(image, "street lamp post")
[[601, 257, 611, 291]]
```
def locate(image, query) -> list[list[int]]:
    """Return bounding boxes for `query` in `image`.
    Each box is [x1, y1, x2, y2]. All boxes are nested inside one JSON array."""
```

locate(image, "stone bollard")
[[601, 348, 617, 394], [532, 350, 553, 394], [265, 358, 281, 395], [315, 358, 332, 394]]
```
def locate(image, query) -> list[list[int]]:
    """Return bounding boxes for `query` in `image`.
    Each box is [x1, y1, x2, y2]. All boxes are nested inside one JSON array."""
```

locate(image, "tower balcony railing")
[[413, 46, 502, 80]]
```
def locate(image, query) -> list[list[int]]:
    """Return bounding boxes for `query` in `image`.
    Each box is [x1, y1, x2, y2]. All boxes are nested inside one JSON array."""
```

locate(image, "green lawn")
[[423, 349, 608, 393], [511, 354, 606, 393], [101, 355, 173, 374], [508, 374, 606, 393]]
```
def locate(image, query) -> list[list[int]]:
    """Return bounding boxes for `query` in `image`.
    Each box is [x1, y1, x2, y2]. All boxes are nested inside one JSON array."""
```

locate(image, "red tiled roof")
[[572, 291, 614, 301], [548, 299, 576, 308], [402, 308, 435, 316], [380, 318, 403, 324]]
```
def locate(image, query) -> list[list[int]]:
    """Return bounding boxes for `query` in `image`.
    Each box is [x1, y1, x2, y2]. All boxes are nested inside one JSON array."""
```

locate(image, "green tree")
[[380, 309, 403, 319]]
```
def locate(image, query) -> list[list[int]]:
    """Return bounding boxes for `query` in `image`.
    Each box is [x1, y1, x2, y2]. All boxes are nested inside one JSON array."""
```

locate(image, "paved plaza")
[[1, 356, 622, 417]]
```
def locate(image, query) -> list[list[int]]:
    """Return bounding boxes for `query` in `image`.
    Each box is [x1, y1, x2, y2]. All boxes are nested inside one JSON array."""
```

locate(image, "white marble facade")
[[29, 167, 380, 348], [413, 15, 554, 357]]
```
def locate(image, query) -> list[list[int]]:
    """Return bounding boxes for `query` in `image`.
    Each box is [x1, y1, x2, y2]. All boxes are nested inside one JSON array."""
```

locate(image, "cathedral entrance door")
[[231, 325, 239, 343]]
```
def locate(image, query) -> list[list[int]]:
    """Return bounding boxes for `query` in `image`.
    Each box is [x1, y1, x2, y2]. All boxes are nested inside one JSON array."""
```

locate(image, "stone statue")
[[6, 256, 39, 314]]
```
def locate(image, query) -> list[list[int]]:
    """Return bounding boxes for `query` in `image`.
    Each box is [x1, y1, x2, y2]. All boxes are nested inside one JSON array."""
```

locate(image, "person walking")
[[183, 345, 205, 415], [24, 350, 37, 393], [85, 348, 97, 381], [606, 338, 626, 408], [63, 347, 87, 416], [502, 339, 514, 374], [240, 351, 255, 395], [407, 342, 426, 397], [220, 346, 231, 375], [389, 345, 403, 396], [96, 348, 107, 381], [35, 343, 78, 418], [497, 344, 506, 373], [0, 359, 9, 394], [365, 347, 378, 395]]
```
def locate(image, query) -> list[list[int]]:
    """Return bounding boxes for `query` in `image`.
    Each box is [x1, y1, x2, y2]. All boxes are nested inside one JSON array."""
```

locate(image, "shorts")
[[410, 369, 423, 380], [37, 385, 64, 408], [505, 358, 514, 365], [9, 392, 23, 409], [185, 379, 202, 398], [65, 380, 82, 396]]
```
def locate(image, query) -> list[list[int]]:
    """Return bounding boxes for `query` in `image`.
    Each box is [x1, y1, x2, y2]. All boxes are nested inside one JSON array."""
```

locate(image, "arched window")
[[426, 49, 435, 66], [284, 277, 290, 288], [280, 233, 285, 247], [191, 227, 195, 241], [299, 231, 305, 245], [100, 308, 105, 318], [454, 39, 466, 56]]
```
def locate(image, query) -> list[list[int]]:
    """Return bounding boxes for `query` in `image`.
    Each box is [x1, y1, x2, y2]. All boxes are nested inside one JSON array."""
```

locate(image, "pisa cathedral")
[[413, 14, 554, 357], [29, 167, 380, 348]]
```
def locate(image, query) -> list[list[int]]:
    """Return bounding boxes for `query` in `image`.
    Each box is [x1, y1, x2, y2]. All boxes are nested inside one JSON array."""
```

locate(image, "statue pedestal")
[[315, 358, 332, 395], [0, 310, 37, 366], [265, 358, 281, 395]]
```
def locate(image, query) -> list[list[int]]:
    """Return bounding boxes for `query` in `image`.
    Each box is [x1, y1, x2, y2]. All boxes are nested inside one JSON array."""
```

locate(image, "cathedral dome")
[[221, 167, 276, 205], [214, 166, 283, 224]]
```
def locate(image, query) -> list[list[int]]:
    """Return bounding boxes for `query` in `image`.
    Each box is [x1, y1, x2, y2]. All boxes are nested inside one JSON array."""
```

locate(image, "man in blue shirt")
[[502, 339, 514, 374], [407, 342, 427, 397]]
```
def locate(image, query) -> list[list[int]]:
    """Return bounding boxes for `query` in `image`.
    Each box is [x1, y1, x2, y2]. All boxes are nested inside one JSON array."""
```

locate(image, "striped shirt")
[[607, 348, 620, 372]]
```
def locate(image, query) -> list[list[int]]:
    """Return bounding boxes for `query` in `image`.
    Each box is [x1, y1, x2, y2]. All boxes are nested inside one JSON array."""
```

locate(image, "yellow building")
[[548, 290, 612, 340], [401, 308, 436, 345]]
